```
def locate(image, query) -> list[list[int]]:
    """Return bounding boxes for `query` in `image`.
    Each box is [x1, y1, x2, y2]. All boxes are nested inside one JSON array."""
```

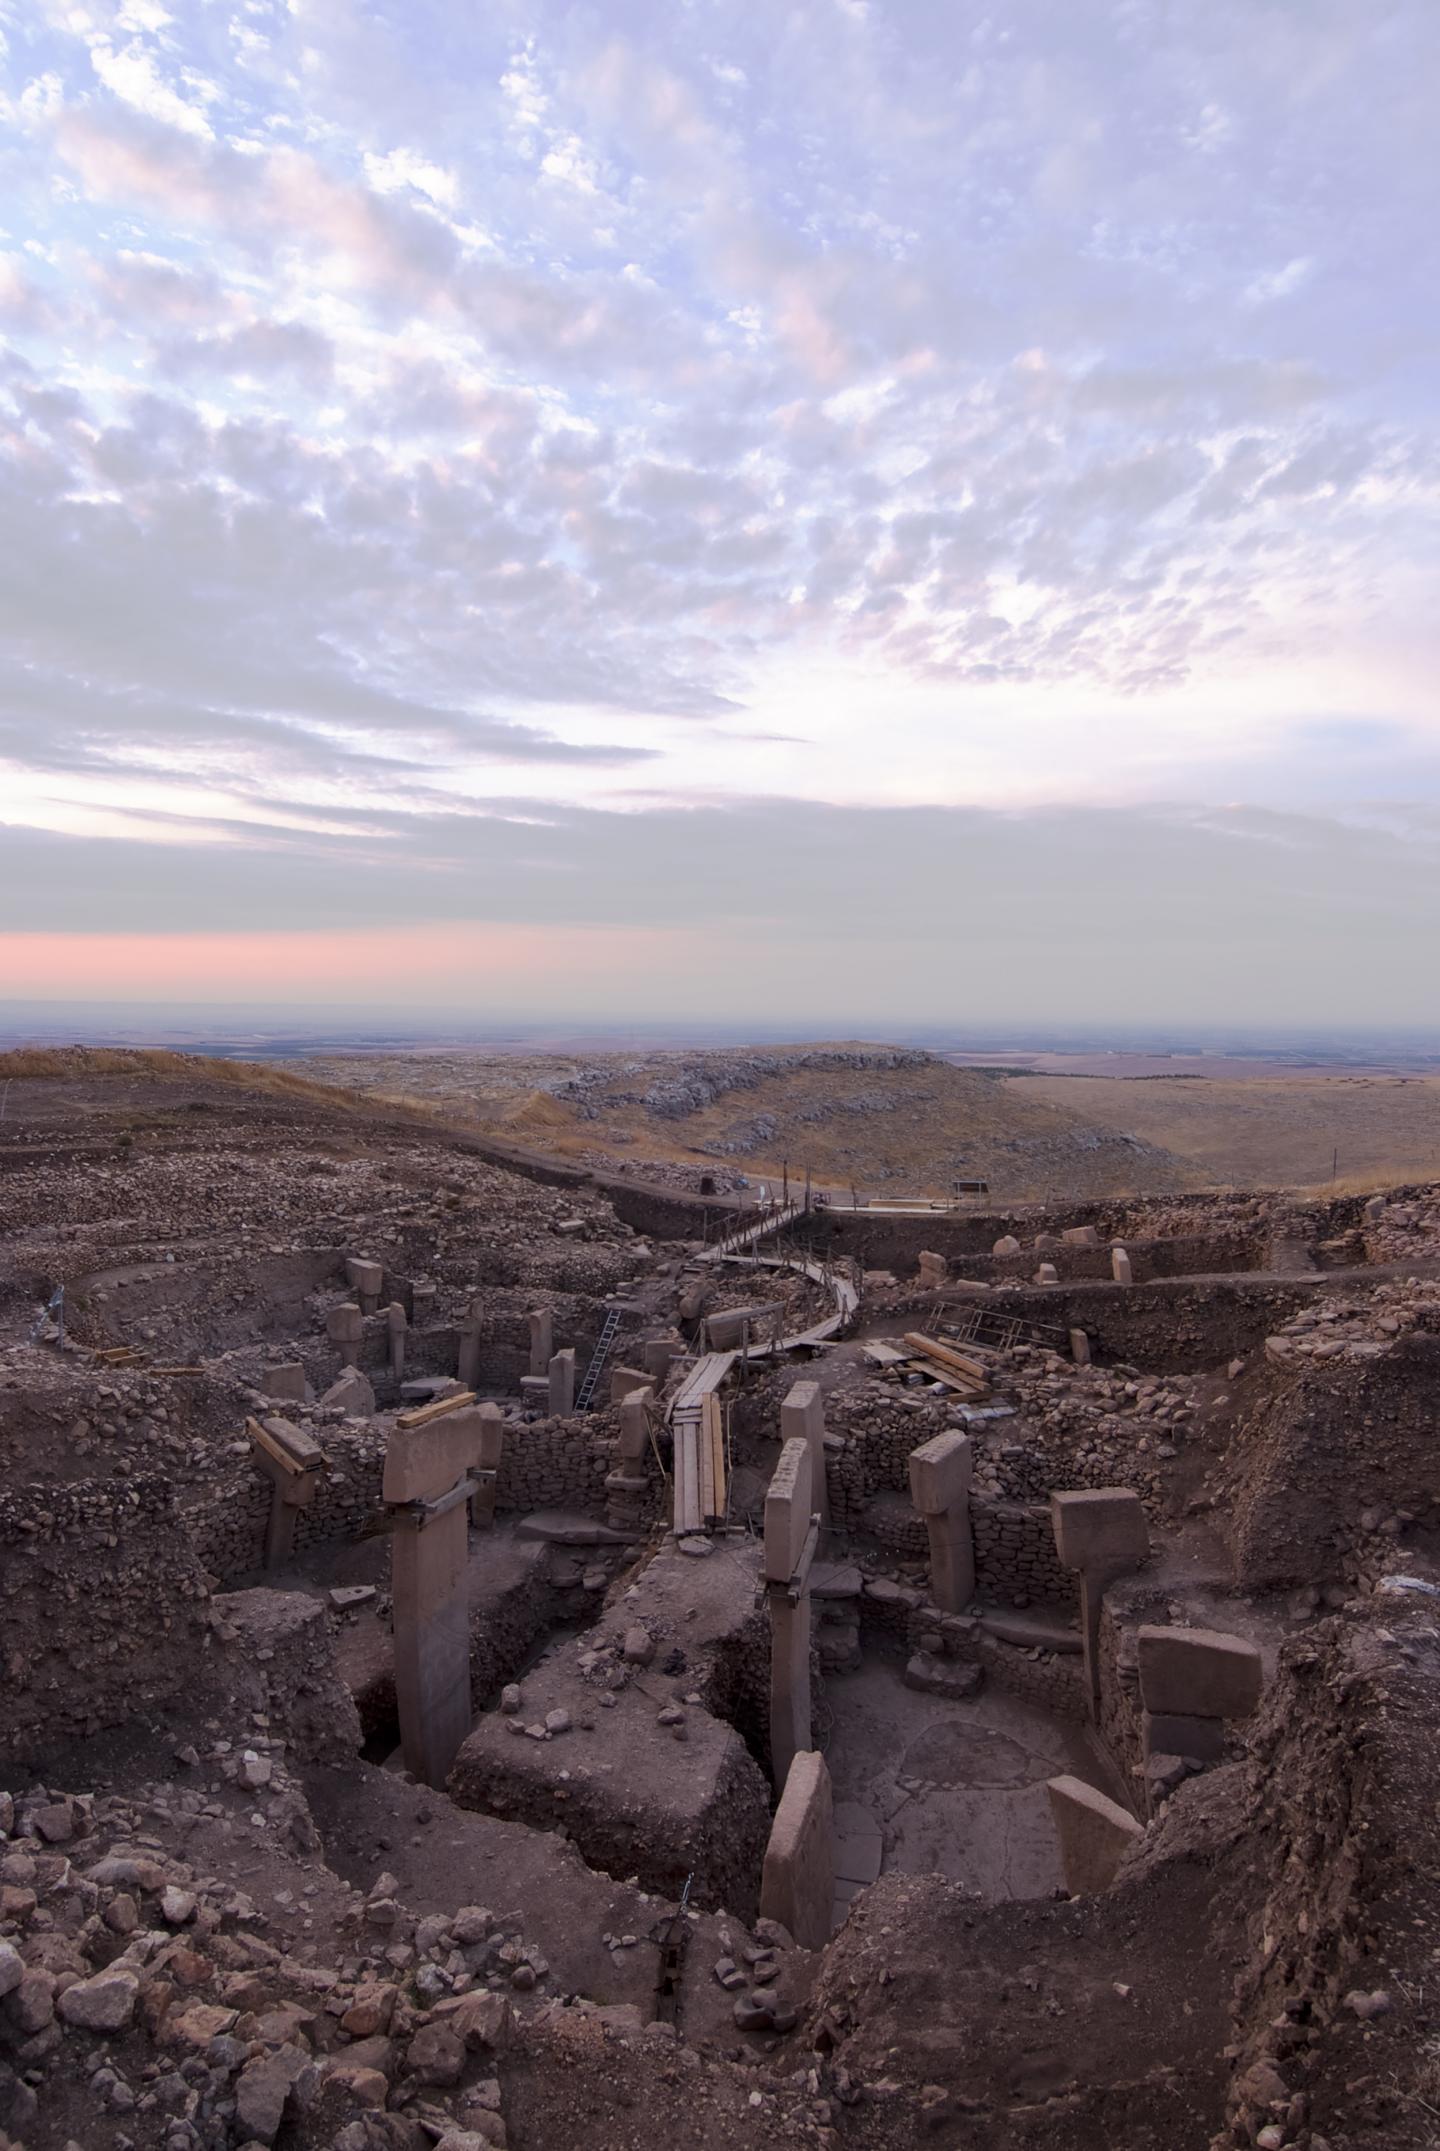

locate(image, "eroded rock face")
[[639, 1047, 934, 1121]]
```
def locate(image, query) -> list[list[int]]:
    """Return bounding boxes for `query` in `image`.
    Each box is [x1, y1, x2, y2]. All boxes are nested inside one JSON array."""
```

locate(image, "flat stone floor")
[[822, 1654, 1117, 1926]]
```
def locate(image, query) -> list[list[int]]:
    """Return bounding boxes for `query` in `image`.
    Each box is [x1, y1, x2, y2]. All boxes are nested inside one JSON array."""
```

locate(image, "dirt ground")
[[822, 1657, 1117, 1911]]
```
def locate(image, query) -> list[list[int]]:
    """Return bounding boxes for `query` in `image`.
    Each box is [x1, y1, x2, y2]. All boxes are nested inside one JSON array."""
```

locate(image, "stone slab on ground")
[[980, 1608, 1083, 1654]]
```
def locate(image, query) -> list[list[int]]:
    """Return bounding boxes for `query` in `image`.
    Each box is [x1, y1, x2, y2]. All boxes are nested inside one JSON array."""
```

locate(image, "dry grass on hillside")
[[293, 1048, 1206, 1202], [0, 1046, 359, 1109], [1007, 1073, 1440, 1192]]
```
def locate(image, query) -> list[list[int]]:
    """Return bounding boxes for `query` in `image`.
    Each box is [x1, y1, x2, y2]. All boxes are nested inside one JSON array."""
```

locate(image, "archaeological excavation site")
[[2, 1049, 1439, 2151]]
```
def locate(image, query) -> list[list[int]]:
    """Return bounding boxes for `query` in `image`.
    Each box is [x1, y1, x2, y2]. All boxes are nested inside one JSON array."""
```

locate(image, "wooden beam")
[[395, 1389, 477, 1431]]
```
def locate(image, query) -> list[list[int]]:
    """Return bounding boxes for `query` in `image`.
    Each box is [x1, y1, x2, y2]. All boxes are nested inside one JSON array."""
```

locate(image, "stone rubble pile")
[[1263, 1277, 1440, 1367], [980, 1345, 1206, 1507], [0, 1754, 535, 2151], [826, 1345, 1200, 1524]]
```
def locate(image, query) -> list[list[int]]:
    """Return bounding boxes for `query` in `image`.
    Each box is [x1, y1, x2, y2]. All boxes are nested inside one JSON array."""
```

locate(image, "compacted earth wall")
[[1219, 1336, 1440, 1590]]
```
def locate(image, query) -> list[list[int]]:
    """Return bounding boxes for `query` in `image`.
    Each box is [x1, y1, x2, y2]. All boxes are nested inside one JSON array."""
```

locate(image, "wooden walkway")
[[699, 1201, 803, 1262], [666, 1222, 858, 1535]]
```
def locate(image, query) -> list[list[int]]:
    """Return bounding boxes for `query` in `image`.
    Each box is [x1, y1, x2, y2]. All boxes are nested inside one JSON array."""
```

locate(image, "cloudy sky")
[[1, 0, 1437, 1026]]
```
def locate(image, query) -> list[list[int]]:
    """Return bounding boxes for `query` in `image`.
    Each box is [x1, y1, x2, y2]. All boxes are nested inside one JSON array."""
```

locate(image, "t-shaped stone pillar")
[[907, 1430, 975, 1612], [1046, 1774, 1144, 1893], [759, 1750, 835, 1951], [780, 1379, 829, 1527], [1136, 1623, 1263, 1786], [765, 1436, 818, 1790], [325, 1302, 364, 1370], [247, 1415, 325, 1570], [617, 1387, 653, 1464], [528, 1308, 553, 1377], [605, 1386, 653, 1532], [475, 1403, 505, 1529], [643, 1337, 677, 1382], [457, 1291, 483, 1391], [1111, 1245, 1133, 1285], [609, 1364, 651, 1405], [448, 1401, 504, 1530], [346, 1255, 384, 1315], [384, 1413, 479, 1787], [386, 1302, 407, 1383], [1051, 1488, 1149, 1718], [548, 1347, 576, 1416]]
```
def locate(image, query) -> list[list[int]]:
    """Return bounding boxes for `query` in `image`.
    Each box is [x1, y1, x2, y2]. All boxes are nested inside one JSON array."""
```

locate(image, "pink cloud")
[[1, 922, 694, 1003]]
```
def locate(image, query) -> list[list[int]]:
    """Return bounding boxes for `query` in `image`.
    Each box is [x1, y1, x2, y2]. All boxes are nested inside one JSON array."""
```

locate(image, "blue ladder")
[[576, 1306, 622, 1411]]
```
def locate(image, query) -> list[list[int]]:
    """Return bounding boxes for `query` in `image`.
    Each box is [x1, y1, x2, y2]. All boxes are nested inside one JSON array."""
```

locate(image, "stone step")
[[979, 1608, 1082, 1655], [515, 1512, 638, 1546], [810, 1561, 862, 1601]]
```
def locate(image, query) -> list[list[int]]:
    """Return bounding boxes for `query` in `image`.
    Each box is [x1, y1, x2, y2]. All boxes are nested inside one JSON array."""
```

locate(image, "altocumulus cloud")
[[0, 0, 1439, 1021]]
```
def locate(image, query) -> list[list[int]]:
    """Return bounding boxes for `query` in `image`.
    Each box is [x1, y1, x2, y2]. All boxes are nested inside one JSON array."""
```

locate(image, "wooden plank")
[[704, 1393, 726, 1521], [902, 1333, 988, 1382], [676, 1411, 704, 1533], [395, 1389, 476, 1431], [669, 1351, 737, 1415], [904, 1362, 983, 1395], [671, 1412, 690, 1531], [698, 1398, 715, 1519]]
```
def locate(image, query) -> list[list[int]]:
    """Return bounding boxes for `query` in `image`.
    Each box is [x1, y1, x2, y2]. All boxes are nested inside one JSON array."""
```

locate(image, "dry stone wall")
[[210, 1585, 363, 1762], [0, 1473, 214, 1765], [971, 1497, 1078, 1608], [858, 1574, 1086, 1717], [827, 1390, 950, 1532], [974, 1276, 1330, 1373], [495, 1414, 618, 1516], [182, 1423, 390, 1581]]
